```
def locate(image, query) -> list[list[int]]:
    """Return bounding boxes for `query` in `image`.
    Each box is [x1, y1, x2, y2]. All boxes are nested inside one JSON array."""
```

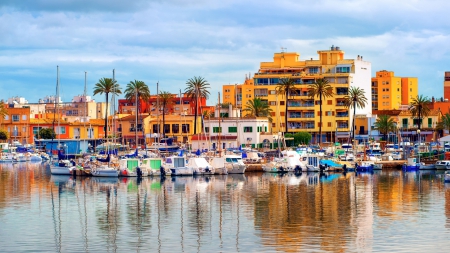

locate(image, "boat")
[[0, 153, 14, 163], [146, 138, 179, 152], [91, 164, 119, 177], [262, 150, 305, 173], [435, 160, 450, 170], [356, 161, 374, 172], [445, 171, 450, 183], [419, 162, 436, 170], [141, 157, 171, 176], [402, 158, 420, 171], [163, 156, 194, 176], [118, 158, 149, 177], [50, 158, 77, 175], [211, 154, 246, 174], [187, 157, 215, 175]]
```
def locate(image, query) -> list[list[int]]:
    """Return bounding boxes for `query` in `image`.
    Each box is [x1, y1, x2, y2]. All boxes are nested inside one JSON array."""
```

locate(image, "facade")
[[118, 93, 214, 117], [445, 71, 450, 100], [0, 107, 31, 144], [203, 116, 270, 149], [230, 46, 372, 143], [371, 70, 418, 110]]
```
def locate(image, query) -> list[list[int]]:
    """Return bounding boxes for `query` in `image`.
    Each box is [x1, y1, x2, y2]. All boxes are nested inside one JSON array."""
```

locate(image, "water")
[[1, 162, 450, 252]]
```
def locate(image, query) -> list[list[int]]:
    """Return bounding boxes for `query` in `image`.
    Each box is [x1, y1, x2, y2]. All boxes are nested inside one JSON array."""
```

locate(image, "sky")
[[0, 0, 449, 105]]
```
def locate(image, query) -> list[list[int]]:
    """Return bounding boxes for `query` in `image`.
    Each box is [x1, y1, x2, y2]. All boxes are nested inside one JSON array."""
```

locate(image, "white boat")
[[14, 153, 27, 162], [50, 160, 77, 175], [419, 162, 436, 170], [91, 164, 119, 177], [163, 156, 194, 176], [141, 157, 171, 176], [445, 171, 450, 183], [0, 153, 14, 163], [435, 160, 450, 170], [187, 157, 215, 175], [211, 155, 246, 174], [146, 138, 179, 152], [118, 158, 149, 177], [262, 150, 305, 173]]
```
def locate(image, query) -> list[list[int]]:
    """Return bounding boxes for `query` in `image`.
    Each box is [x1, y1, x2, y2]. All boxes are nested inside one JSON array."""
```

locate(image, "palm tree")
[[308, 78, 334, 145], [185, 76, 210, 134], [243, 98, 273, 119], [374, 115, 396, 142], [275, 78, 297, 134], [344, 86, 368, 141], [437, 113, 450, 133], [0, 100, 8, 128], [158, 91, 174, 138], [409, 95, 431, 130], [93, 77, 122, 140], [124, 80, 150, 147]]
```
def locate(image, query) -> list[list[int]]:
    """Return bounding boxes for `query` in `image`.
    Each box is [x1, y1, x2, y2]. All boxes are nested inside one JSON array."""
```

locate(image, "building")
[[118, 93, 214, 117], [444, 71, 450, 100], [371, 70, 418, 110], [0, 107, 31, 144], [228, 46, 372, 143]]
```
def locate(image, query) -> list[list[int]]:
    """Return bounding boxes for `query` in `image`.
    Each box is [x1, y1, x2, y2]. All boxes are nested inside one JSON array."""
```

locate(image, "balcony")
[[337, 125, 349, 129], [129, 128, 143, 132], [117, 128, 122, 132], [336, 113, 349, 118]]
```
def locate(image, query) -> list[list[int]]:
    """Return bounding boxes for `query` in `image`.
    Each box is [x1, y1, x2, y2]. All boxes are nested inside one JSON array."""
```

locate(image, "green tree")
[[185, 76, 210, 134], [275, 78, 297, 133], [124, 80, 150, 145], [0, 129, 8, 141], [243, 98, 273, 120], [0, 100, 7, 129], [285, 132, 312, 146], [158, 91, 174, 138], [374, 115, 396, 142], [308, 78, 334, 145], [408, 95, 431, 130], [437, 113, 450, 133], [344, 87, 368, 141], [93, 78, 122, 141], [38, 128, 56, 139]]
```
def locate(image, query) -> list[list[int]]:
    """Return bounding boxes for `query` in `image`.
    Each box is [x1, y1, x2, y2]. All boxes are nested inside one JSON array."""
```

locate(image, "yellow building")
[[371, 70, 418, 110], [226, 46, 372, 143]]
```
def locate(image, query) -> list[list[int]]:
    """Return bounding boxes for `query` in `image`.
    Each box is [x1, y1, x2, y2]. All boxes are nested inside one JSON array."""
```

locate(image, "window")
[[182, 124, 190, 133], [265, 126, 267, 132], [328, 122, 331, 127], [269, 90, 276, 95], [327, 100, 332, 105], [12, 115, 19, 122], [428, 118, 432, 128], [269, 101, 276, 106], [4, 115, 8, 120], [271, 112, 276, 116], [22, 115, 27, 120], [213, 127, 222, 133], [228, 126, 237, 133], [257, 126, 261, 132], [56, 126, 66, 134], [164, 124, 170, 133], [280, 112, 285, 116], [152, 124, 160, 133], [410, 88, 412, 92], [272, 123, 276, 127], [244, 126, 252, 132], [205, 127, 209, 133], [309, 67, 319, 74], [315, 101, 321, 105], [336, 66, 350, 73], [33, 127, 42, 136], [280, 101, 285, 106]]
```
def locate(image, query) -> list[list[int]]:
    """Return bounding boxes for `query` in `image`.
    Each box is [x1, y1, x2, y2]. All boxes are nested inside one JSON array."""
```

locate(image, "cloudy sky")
[[0, 0, 448, 105]]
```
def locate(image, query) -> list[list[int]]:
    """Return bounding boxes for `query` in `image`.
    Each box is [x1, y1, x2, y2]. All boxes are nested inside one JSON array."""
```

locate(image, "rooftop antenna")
[[281, 47, 287, 52]]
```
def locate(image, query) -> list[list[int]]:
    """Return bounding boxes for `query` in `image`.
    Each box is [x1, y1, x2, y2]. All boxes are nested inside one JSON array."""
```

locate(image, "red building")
[[118, 93, 213, 116]]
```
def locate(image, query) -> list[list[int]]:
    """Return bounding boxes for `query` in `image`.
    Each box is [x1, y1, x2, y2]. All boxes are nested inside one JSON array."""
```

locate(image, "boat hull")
[[51, 166, 76, 175], [170, 167, 194, 176]]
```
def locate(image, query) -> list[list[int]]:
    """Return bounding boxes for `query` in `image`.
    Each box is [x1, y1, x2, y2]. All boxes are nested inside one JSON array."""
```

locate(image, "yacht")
[[211, 154, 246, 174], [187, 157, 215, 175], [435, 160, 450, 170], [163, 156, 194, 176], [118, 158, 149, 177]]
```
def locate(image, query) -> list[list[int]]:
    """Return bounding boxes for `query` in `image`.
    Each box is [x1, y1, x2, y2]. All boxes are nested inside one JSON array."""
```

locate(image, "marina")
[[1, 162, 450, 252]]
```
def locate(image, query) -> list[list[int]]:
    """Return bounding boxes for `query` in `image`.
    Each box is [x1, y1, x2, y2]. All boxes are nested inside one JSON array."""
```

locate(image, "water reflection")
[[1, 164, 450, 252]]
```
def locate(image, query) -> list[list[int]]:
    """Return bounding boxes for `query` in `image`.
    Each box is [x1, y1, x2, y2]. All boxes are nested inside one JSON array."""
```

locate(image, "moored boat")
[[435, 160, 450, 170]]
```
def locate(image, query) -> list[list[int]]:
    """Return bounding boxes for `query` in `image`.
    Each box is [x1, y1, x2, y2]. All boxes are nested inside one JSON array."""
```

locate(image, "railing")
[[337, 125, 349, 129], [336, 114, 349, 117], [129, 128, 143, 132]]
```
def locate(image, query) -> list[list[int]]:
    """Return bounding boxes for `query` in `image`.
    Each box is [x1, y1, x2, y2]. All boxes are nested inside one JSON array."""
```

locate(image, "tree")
[[93, 78, 122, 141], [344, 87, 368, 141], [374, 115, 396, 142], [0, 129, 8, 141], [158, 91, 174, 138], [0, 100, 7, 128], [275, 78, 297, 134], [285, 132, 312, 146], [124, 80, 150, 145], [185, 76, 210, 134], [308, 78, 334, 145], [437, 113, 450, 134], [38, 128, 56, 139], [409, 95, 431, 130], [243, 98, 272, 120]]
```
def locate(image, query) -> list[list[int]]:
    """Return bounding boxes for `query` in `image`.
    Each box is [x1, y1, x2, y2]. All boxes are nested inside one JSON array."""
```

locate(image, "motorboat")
[[445, 171, 450, 183], [435, 160, 450, 170], [0, 153, 14, 163], [118, 158, 149, 177], [402, 158, 420, 171], [146, 138, 179, 152], [163, 156, 194, 176], [141, 157, 171, 176], [50, 159, 77, 175], [187, 157, 215, 175], [211, 155, 245, 174], [262, 150, 305, 173], [356, 161, 374, 172], [91, 164, 119, 177]]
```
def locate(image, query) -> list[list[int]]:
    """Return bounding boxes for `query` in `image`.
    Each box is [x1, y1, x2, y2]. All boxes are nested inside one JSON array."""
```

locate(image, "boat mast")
[[218, 92, 222, 157], [156, 81, 160, 157], [135, 85, 138, 153], [84, 71, 87, 144], [56, 66, 60, 149]]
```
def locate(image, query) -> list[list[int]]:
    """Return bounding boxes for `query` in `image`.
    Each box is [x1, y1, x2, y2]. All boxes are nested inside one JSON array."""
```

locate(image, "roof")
[[191, 134, 237, 141]]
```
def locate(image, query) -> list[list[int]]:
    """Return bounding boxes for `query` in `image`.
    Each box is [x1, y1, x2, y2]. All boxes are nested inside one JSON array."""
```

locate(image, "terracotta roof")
[[399, 109, 441, 116], [372, 110, 402, 116]]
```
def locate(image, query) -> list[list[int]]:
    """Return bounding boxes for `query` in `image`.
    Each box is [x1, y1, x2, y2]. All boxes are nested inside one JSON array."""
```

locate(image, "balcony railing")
[[129, 128, 143, 132], [337, 125, 349, 129], [336, 114, 349, 117]]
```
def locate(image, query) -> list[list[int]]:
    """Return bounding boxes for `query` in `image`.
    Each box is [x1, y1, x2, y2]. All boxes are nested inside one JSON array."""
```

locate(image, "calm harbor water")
[[1, 162, 450, 252]]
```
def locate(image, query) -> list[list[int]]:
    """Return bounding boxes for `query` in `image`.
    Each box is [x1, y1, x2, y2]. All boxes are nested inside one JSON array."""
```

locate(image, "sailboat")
[[50, 66, 77, 175]]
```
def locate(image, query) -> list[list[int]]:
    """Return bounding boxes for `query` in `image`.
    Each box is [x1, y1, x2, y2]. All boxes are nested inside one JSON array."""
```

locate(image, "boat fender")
[[294, 165, 300, 172], [137, 167, 142, 177], [160, 166, 166, 176], [279, 166, 284, 172]]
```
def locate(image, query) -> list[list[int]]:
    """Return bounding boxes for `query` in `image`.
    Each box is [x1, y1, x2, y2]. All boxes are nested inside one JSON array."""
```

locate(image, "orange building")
[[0, 107, 31, 144]]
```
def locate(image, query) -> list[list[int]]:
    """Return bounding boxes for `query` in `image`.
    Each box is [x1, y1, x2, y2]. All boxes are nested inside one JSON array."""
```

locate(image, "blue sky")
[[0, 0, 449, 105]]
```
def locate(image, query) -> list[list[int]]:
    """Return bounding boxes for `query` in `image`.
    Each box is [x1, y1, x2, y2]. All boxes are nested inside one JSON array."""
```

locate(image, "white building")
[[7, 96, 28, 105], [202, 116, 270, 149]]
